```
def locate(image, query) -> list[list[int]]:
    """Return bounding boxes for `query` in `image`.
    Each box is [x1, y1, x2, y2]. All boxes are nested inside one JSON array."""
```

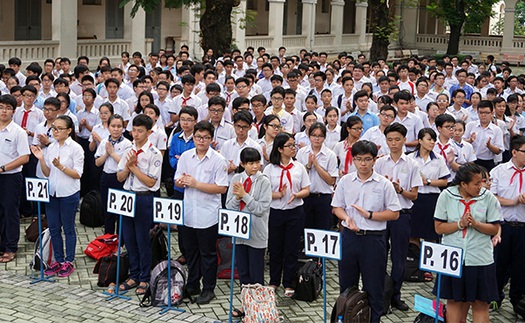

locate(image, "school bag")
[[330, 286, 371, 323], [293, 260, 323, 302], [25, 217, 48, 242], [84, 233, 119, 260], [140, 259, 187, 307], [216, 237, 239, 279], [241, 284, 281, 323], [92, 251, 130, 287], [150, 225, 168, 269], [79, 190, 104, 228], [404, 243, 426, 282], [515, 296, 525, 320], [29, 228, 54, 271]]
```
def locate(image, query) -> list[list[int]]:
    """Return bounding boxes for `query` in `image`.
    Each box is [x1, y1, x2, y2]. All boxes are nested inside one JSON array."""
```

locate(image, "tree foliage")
[[369, 0, 397, 62], [492, 1, 525, 36]]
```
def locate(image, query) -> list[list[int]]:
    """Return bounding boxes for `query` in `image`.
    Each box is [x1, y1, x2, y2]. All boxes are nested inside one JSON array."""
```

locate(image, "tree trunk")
[[200, 0, 238, 57], [446, 23, 463, 55], [369, 0, 391, 61]]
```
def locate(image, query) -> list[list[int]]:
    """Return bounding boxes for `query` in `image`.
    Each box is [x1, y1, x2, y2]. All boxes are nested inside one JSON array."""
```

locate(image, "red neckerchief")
[[240, 176, 252, 211], [459, 199, 476, 238]]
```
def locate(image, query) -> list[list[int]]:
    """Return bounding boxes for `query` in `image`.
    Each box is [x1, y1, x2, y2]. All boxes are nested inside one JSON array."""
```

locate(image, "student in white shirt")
[[103, 78, 131, 126], [257, 115, 281, 167], [294, 112, 317, 149], [263, 132, 310, 297], [453, 120, 477, 166], [324, 107, 341, 150], [89, 103, 113, 152], [265, 87, 294, 133], [31, 115, 84, 277], [143, 104, 167, 156], [334, 116, 363, 177]]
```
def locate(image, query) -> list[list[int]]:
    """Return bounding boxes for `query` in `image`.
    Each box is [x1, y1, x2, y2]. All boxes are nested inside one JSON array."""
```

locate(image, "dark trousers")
[[19, 154, 37, 217], [303, 193, 332, 230], [100, 172, 123, 235], [386, 211, 411, 302], [496, 222, 525, 306], [172, 190, 185, 257], [47, 192, 80, 263], [236, 244, 265, 285], [0, 172, 23, 253], [475, 159, 496, 172], [181, 224, 218, 292], [77, 137, 98, 197], [339, 228, 387, 323], [122, 193, 154, 283], [268, 207, 305, 288]]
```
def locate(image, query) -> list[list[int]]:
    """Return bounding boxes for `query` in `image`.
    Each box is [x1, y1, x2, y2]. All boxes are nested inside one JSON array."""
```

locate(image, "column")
[[180, 4, 201, 58], [331, 0, 345, 50], [52, 0, 77, 58], [233, 0, 247, 51], [401, 1, 418, 48], [124, 4, 146, 54], [302, 0, 317, 51], [502, 0, 518, 50], [354, 1, 368, 50], [268, 0, 286, 53]]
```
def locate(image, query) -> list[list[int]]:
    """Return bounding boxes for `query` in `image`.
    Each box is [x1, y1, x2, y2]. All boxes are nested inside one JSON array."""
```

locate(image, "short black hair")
[[0, 94, 17, 110], [384, 122, 407, 138], [193, 120, 214, 138], [132, 113, 154, 130], [233, 110, 252, 125], [435, 114, 456, 128], [351, 140, 378, 158]]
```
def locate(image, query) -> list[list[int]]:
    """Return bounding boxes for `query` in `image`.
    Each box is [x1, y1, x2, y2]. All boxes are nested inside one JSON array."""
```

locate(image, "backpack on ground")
[[150, 225, 168, 269], [382, 274, 394, 315], [79, 190, 104, 227], [515, 296, 525, 320], [293, 260, 322, 302], [330, 286, 371, 323], [241, 283, 281, 323], [93, 251, 129, 287], [29, 228, 54, 271], [140, 259, 186, 307], [216, 237, 238, 279], [25, 217, 48, 242], [84, 233, 119, 260], [404, 243, 426, 282]]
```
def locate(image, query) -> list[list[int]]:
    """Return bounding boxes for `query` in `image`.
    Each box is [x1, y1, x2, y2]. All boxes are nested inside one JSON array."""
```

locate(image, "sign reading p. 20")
[[107, 189, 136, 218], [420, 241, 463, 278], [25, 178, 50, 203], [304, 229, 342, 261], [153, 197, 183, 225], [218, 209, 251, 240]]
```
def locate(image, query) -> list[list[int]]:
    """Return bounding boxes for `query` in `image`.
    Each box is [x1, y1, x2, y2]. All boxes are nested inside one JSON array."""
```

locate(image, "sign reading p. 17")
[[304, 229, 341, 261], [218, 209, 251, 240], [420, 241, 463, 278], [25, 178, 50, 203], [107, 189, 136, 218], [153, 197, 183, 225]]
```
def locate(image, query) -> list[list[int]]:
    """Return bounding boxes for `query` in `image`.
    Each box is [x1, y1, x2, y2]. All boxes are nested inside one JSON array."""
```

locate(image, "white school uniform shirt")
[[294, 131, 310, 148], [95, 136, 133, 174], [43, 137, 84, 197], [13, 106, 45, 142], [62, 110, 80, 133], [212, 119, 235, 152], [257, 78, 273, 96], [155, 97, 174, 128], [74, 95, 104, 111], [408, 151, 450, 194], [32, 121, 56, 178], [333, 140, 357, 174], [293, 88, 307, 113], [0, 120, 30, 174], [331, 171, 401, 231], [296, 144, 338, 194], [76, 107, 100, 139], [395, 112, 424, 152], [257, 137, 274, 168], [490, 160, 525, 222], [263, 160, 311, 210], [433, 138, 459, 182], [170, 94, 202, 116], [89, 123, 110, 146], [465, 106, 480, 122], [264, 107, 294, 133], [175, 147, 229, 228], [452, 140, 476, 165], [39, 89, 57, 100], [374, 153, 423, 209], [105, 97, 131, 121], [220, 137, 263, 182], [286, 108, 303, 134], [149, 124, 168, 151], [117, 140, 163, 192], [325, 124, 341, 150], [463, 121, 504, 160], [447, 106, 471, 123]]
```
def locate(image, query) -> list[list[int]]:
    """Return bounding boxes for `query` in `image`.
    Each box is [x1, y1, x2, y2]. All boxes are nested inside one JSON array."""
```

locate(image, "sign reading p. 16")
[[25, 178, 50, 203], [107, 189, 136, 218], [420, 241, 463, 278], [153, 197, 183, 225], [218, 209, 251, 239], [304, 229, 341, 261]]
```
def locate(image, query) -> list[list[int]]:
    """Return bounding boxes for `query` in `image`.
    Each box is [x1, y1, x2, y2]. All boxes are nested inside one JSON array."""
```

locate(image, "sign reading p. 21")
[[420, 241, 463, 278], [304, 229, 341, 261], [153, 197, 183, 225], [107, 189, 136, 218], [25, 178, 50, 203], [218, 209, 251, 240]]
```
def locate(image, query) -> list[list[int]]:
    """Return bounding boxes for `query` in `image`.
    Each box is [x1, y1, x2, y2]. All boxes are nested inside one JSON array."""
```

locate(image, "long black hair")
[[451, 162, 483, 187], [55, 115, 76, 141], [269, 132, 294, 166]]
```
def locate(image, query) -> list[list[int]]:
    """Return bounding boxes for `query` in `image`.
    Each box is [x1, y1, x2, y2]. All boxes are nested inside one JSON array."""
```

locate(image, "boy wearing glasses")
[[433, 114, 461, 182], [350, 90, 379, 135], [175, 121, 229, 304], [362, 105, 398, 156], [332, 140, 400, 322], [264, 87, 294, 133], [207, 96, 234, 152]]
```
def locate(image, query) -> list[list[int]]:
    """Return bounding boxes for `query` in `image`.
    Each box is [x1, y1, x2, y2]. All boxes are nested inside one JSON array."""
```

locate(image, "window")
[[247, 0, 258, 10]]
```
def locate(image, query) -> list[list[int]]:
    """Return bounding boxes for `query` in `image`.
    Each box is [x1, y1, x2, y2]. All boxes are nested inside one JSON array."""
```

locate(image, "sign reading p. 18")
[[420, 241, 463, 278], [25, 178, 50, 203], [107, 189, 136, 218], [218, 209, 251, 239], [153, 197, 183, 225], [304, 229, 342, 261]]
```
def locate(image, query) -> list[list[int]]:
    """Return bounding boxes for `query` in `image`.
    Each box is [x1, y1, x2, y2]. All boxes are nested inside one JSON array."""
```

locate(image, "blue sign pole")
[[228, 237, 237, 323], [435, 273, 442, 323], [30, 201, 55, 284], [104, 214, 131, 301], [322, 258, 327, 323]]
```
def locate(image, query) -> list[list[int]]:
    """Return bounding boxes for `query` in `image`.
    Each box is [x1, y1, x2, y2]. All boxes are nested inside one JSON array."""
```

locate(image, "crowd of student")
[[0, 46, 524, 322]]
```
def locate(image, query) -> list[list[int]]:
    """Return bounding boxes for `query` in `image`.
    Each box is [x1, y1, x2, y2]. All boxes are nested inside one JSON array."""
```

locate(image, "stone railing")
[[0, 41, 59, 63]]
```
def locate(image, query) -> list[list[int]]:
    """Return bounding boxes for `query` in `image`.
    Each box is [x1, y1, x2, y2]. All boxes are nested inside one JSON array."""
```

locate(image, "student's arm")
[[400, 186, 418, 201], [351, 204, 399, 221], [31, 146, 50, 177], [182, 174, 227, 194], [1, 154, 30, 173], [312, 155, 337, 186]]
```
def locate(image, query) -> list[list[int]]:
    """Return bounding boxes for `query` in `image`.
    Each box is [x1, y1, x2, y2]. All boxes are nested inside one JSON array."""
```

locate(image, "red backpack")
[[84, 233, 119, 260]]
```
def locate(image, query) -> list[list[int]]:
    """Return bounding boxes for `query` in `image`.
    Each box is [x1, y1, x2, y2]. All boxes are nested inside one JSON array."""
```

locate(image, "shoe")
[[176, 255, 187, 265], [44, 261, 62, 276], [185, 285, 201, 297], [195, 290, 215, 304], [391, 299, 409, 311], [57, 262, 75, 278]]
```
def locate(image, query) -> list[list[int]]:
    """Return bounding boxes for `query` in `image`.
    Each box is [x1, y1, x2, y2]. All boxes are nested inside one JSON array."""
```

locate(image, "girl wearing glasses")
[[333, 116, 363, 177], [257, 114, 280, 167], [31, 115, 84, 278]]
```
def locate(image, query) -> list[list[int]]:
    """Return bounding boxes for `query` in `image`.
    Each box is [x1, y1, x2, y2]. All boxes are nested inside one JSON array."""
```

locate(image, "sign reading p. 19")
[[153, 197, 183, 225], [420, 241, 463, 278], [304, 229, 341, 261]]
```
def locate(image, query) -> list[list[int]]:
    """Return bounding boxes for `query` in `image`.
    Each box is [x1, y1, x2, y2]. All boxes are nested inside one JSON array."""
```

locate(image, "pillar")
[[233, 0, 247, 51], [180, 4, 201, 58], [400, 0, 418, 48], [52, 0, 77, 58], [502, 0, 518, 50], [354, 1, 368, 50], [124, 4, 146, 54], [331, 0, 345, 49], [302, 0, 317, 51], [268, 0, 286, 53]]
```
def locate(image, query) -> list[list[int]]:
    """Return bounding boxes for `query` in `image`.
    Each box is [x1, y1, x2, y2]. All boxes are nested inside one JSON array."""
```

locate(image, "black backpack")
[[293, 260, 322, 302], [80, 190, 104, 227], [404, 243, 426, 282], [93, 251, 130, 287], [330, 286, 370, 323], [150, 225, 168, 270]]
